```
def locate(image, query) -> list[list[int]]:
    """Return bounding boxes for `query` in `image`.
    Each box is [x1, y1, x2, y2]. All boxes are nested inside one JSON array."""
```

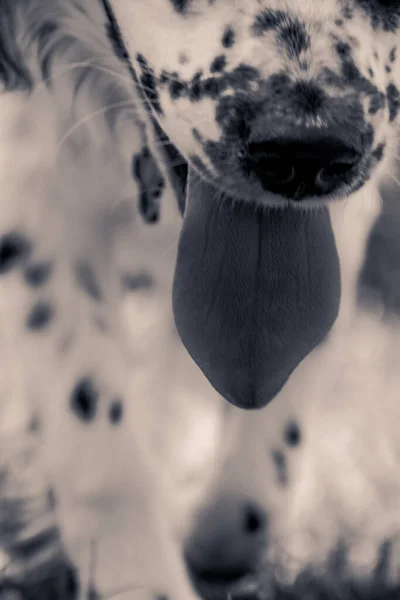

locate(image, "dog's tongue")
[[172, 171, 341, 409]]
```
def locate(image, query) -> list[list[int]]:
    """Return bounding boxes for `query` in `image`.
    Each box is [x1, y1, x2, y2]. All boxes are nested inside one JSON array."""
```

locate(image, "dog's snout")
[[184, 499, 267, 588], [244, 134, 362, 201]]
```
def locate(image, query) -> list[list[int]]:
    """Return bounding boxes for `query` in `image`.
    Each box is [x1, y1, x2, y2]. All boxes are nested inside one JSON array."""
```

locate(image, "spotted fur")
[[1, 2, 400, 600]]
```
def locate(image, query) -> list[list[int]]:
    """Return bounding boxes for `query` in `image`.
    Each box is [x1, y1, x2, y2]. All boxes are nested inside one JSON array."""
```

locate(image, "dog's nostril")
[[251, 155, 296, 185], [243, 503, 266, 535], [319, 156, 360, 179], [244, 136, 362, 200]]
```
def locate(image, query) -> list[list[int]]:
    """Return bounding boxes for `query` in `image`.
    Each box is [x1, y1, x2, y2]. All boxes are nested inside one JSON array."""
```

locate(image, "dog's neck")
[[329, 185, 381, 331]]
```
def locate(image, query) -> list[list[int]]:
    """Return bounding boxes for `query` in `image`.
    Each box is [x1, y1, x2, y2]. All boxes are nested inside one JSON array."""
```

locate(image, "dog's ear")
[[0, 3, 32, 91], [173, 169, 341, 409]]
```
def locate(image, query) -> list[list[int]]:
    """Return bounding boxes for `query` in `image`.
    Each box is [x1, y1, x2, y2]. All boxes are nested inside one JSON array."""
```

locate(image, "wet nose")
[[184, 498, 267, 585], [244, 135, 362, 201]]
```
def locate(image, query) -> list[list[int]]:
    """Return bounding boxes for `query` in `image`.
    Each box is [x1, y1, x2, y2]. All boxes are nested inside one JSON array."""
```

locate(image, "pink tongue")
[[172, 172, 341, 409]]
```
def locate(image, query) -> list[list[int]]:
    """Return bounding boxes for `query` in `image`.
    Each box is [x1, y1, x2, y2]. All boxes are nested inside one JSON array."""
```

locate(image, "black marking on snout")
[[210, 55, 227, 73], [0, 232, 31, 274], [222, 26, 235, 48], [252, 9, 310, 59], [355, 0, 400, 32], [75, 260, 103, 302], [160, 64, 260, 105], [26, 301, 54, 330], [70, 377, 98, 422], [334, 41, 387, 118]]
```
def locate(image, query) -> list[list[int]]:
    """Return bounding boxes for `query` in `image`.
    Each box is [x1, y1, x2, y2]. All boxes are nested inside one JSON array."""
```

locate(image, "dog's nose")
[[184, 498, 267, 585], [244, 135, 362, 200]]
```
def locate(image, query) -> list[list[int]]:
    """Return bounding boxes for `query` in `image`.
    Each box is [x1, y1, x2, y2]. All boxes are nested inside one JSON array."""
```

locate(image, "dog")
[[1, 1, 400, 599]]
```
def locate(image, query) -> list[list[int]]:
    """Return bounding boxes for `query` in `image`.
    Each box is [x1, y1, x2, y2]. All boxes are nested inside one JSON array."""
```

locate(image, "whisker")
[[384, 170, 400, 188], [34, 61, 132, 92], [56, 100, 138, 152]]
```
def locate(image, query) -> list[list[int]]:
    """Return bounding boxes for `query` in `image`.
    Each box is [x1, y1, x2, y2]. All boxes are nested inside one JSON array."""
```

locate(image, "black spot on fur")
[[333, 40, 385, 120], [136, 54, 163, 115], [0, 232, 31, 274], [222, 26, 235, 48], [243, 503, 266, 534], [355, 0, 400, 32], [271, 449, 288, 486], [279, 21, 310, 59], [284, 421, 302, 447], [372, 143, 385, 162], [24, 261, 52, 287], [253, 9, 287, 35], [70, 377, 98, 422], [75, 260, 103, 302], [387, 82, 400, 122], [210, 55, 227, 73], [369, 90, 386, 115], [28, 414, 41, 433], [163, 63, 259, 106], [253, 10, 310, 59], [109, 400, 123, 424], [121, 270, 155, 292], [169, 0, 190, 13], [132, 147, 165, 224], [26, 301, 54, 330]]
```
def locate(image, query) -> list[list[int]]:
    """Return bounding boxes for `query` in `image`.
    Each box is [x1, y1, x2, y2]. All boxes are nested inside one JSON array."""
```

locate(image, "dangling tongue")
[[172, 170, 341, 409]]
